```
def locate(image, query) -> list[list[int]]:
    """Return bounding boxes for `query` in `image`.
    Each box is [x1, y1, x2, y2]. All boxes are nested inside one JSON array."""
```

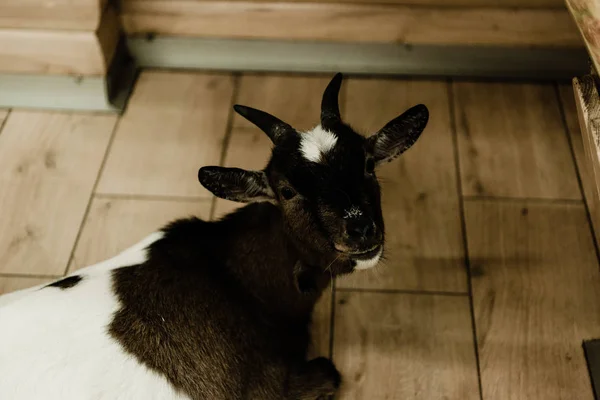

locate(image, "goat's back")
[[0, 231, 296, 400], [0, 233, 192, 400]]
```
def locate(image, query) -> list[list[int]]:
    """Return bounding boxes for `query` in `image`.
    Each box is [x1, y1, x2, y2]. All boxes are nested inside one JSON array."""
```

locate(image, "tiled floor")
[[1, 71, 599, 399]]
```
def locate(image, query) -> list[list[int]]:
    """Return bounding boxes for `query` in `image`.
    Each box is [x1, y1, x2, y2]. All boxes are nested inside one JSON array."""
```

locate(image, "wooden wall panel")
[[122, 1, 581, 47], [0, 0, 106, 30], [0, 29, 106, 75], [0, 3, 120, 76]]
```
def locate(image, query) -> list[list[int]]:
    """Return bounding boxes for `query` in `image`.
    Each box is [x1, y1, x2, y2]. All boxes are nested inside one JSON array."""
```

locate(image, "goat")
[[0, 73, 428, 400]]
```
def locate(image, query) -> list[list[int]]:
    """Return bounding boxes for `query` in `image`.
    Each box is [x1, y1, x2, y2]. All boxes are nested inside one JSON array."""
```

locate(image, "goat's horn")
[[233, 105, 291, 144], [321, 73, 343, 127]]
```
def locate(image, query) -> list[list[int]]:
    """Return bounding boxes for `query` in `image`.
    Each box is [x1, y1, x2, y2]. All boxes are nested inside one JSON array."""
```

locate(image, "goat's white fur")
[[354, 248, 383, 270], [0, 232, 191, 400], [300, 126, 337, 163]]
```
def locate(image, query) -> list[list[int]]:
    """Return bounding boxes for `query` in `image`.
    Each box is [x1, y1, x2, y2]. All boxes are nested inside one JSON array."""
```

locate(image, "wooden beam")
[[0, 3, 120, 76], [121, 1, 582, 47], [127, 0, 565, 8], [0, 29, 105, 75], [573, 76, 600, 198], [565, 0, 600, 75], [0, 0, 107, 30], [573, 75, 600, 240]]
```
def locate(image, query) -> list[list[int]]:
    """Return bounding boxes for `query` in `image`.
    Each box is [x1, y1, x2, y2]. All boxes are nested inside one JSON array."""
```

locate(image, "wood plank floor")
[[0, 72, 598, 399]]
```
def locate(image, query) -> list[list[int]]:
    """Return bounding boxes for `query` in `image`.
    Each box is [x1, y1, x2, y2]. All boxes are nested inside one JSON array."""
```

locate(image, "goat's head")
[[199, 73, 428, 274]]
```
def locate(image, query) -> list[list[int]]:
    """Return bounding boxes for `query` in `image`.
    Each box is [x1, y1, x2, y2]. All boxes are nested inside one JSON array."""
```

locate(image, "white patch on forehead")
[[354, 248, 383, 270], [344, 206, 363, 219], [300, 126, 338, 163]]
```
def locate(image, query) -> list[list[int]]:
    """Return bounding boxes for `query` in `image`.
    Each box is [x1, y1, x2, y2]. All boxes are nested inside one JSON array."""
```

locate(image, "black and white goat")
[[0, 73, 428, 400]]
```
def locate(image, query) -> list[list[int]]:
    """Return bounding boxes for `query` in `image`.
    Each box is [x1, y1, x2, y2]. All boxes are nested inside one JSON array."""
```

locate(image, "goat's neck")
[[213, 203, 333, 322]]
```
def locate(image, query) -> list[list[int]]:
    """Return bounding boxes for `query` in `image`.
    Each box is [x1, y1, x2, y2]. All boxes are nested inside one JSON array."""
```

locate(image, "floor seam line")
[[448, 78, 485, 400], [63, 116, 123, 276]]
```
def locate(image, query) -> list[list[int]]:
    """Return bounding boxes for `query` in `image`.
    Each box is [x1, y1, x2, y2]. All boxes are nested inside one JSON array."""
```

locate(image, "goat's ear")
[[198, 166, 276, 203], [367, 104, 429, 165]]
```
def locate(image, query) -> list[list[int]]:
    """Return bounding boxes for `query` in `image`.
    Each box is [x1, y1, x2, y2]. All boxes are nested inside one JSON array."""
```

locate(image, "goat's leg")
[[288, 357, 341, 400]]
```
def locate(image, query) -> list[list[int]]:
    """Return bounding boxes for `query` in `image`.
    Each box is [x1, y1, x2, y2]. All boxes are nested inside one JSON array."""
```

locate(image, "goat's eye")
[[280, 186, 297, 200], [365, 158, 375, 174]]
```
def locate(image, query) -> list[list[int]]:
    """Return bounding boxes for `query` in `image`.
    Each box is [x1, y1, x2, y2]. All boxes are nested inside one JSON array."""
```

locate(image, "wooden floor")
[[1, 71, 599, 399]]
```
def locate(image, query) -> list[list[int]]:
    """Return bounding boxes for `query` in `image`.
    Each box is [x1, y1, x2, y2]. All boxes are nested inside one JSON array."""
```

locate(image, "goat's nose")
[[346, 219, 376, 240]]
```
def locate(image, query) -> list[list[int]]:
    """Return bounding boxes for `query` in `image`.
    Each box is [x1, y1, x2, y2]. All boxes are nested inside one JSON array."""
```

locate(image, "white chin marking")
[[300, 126, 338, 163], [354, 248, 383, 270]]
